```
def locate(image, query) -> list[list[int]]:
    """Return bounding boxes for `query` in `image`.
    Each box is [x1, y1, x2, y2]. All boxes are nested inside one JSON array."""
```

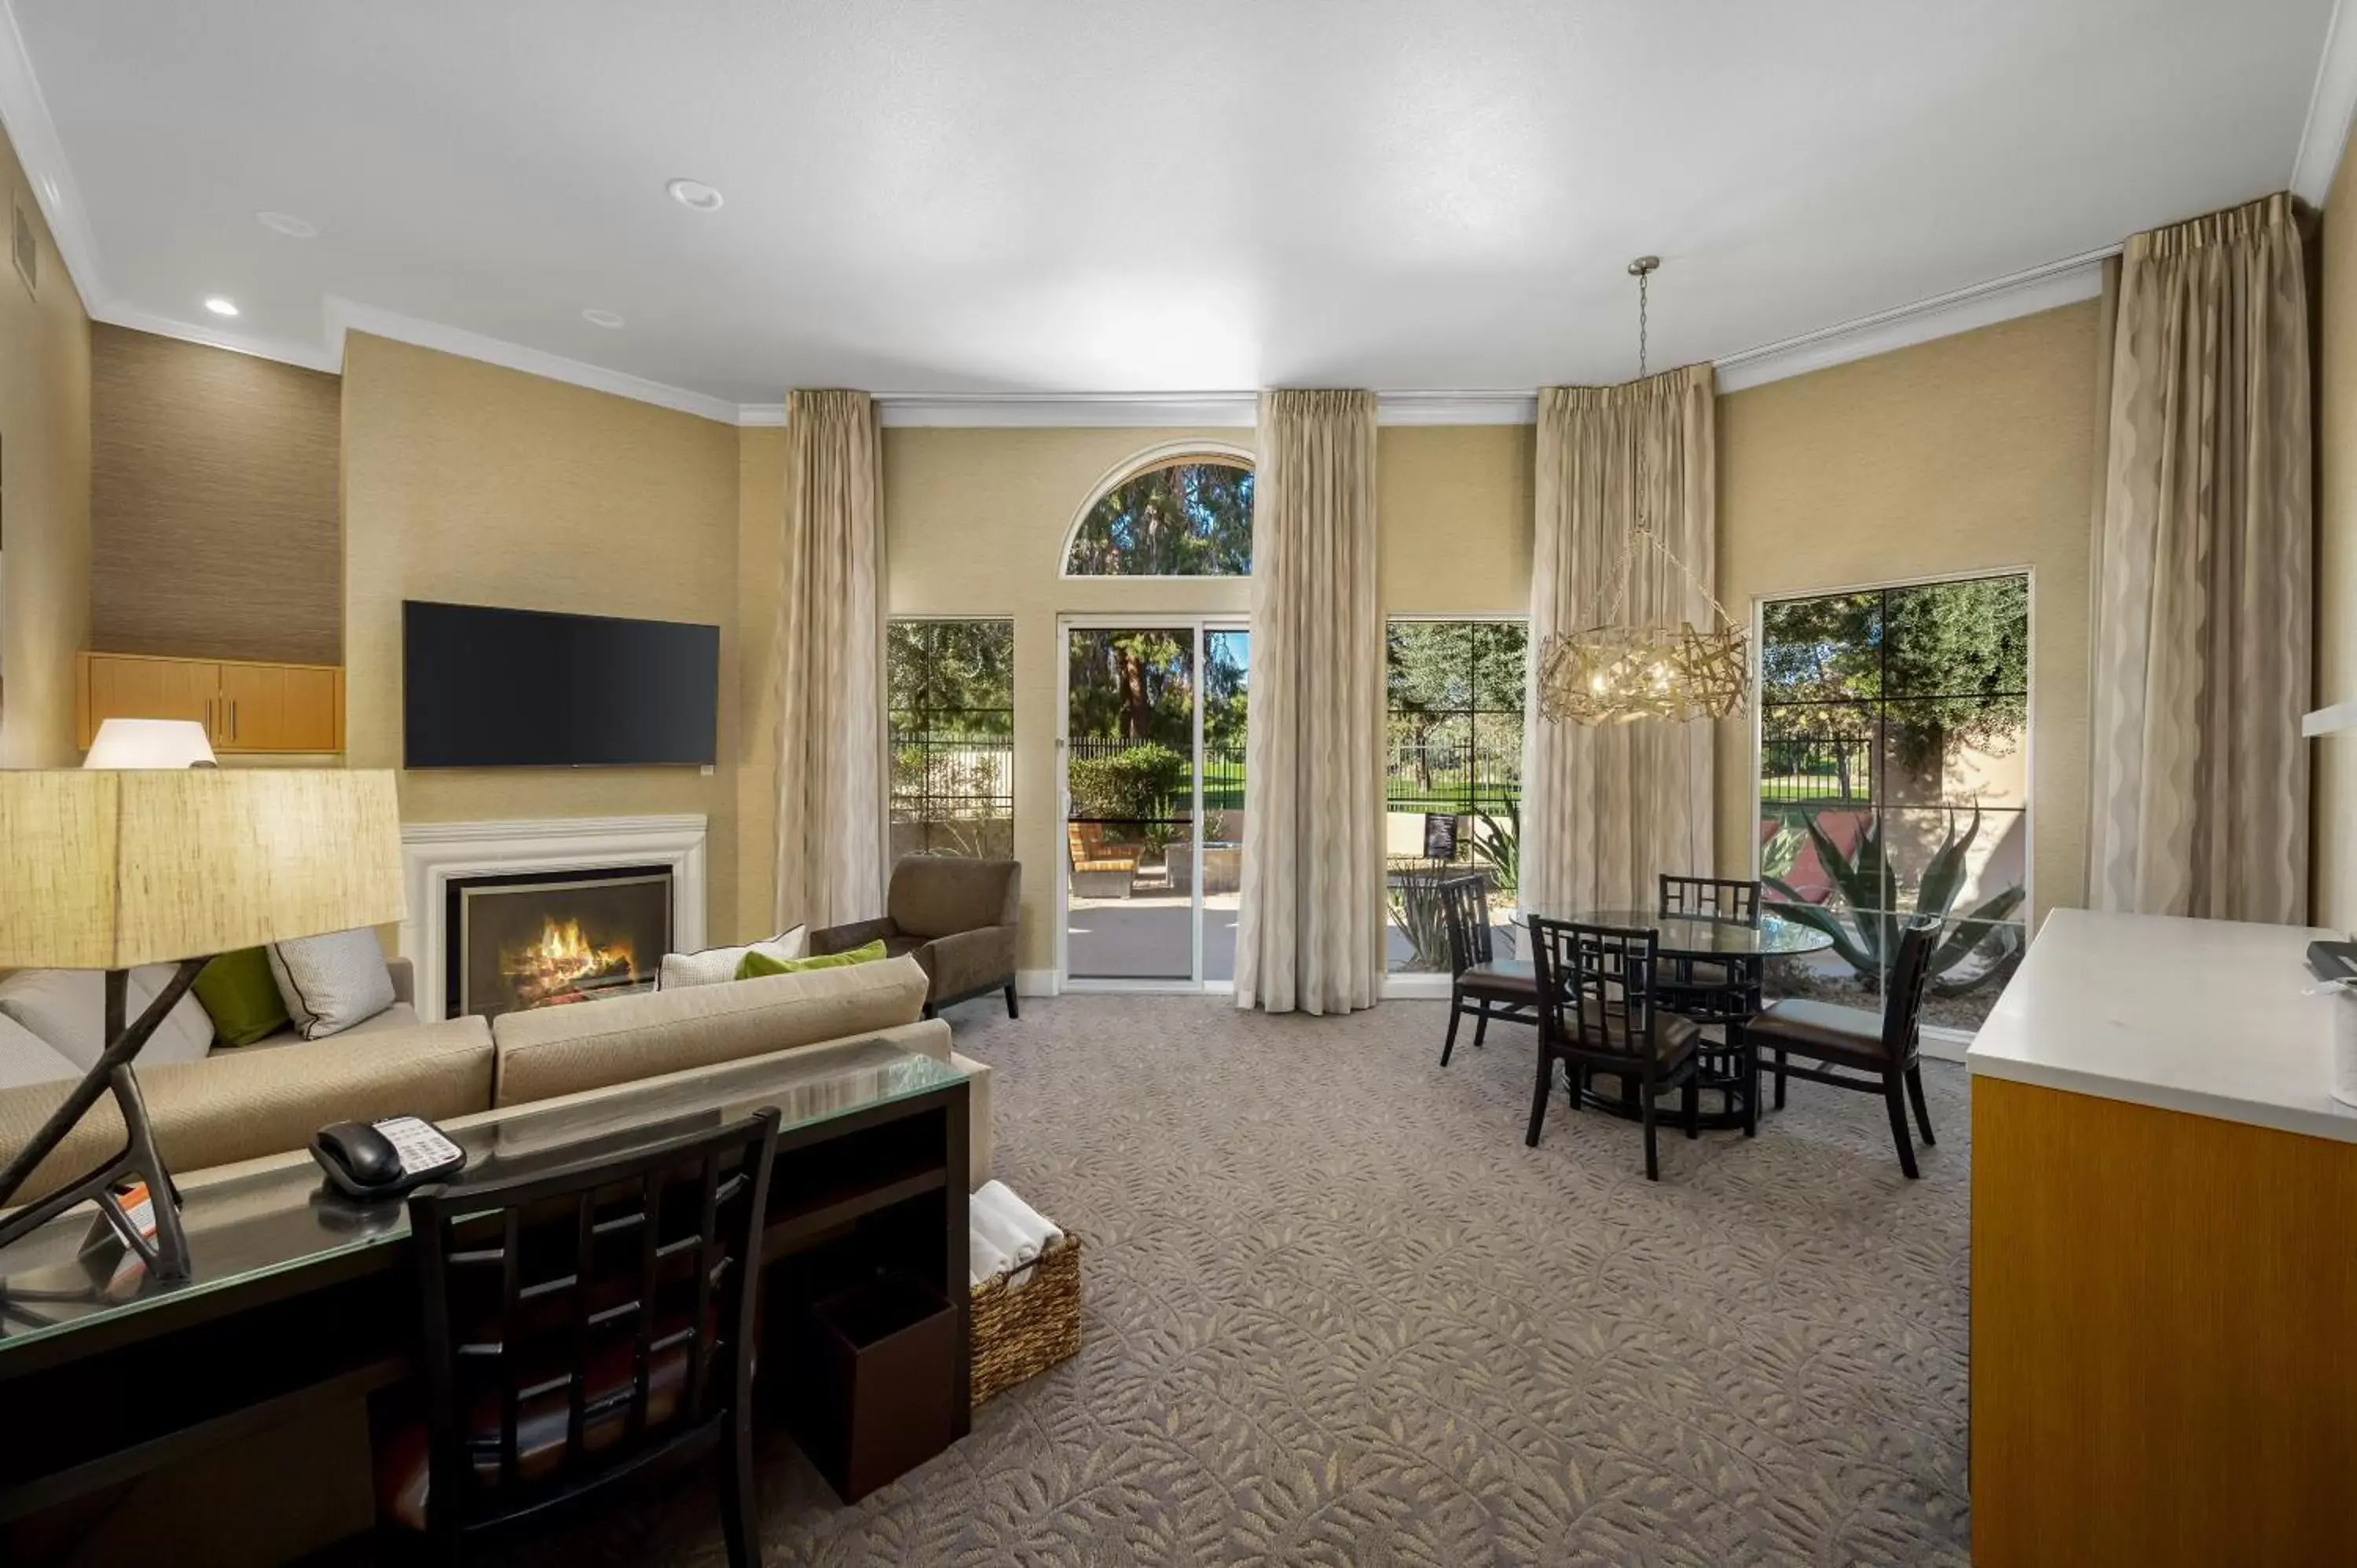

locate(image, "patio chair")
[[1068, 822, 1142, 899]]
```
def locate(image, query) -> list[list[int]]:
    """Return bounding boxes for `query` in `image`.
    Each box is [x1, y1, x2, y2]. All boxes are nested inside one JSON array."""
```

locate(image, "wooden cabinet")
[[78, 652, 343, 755]]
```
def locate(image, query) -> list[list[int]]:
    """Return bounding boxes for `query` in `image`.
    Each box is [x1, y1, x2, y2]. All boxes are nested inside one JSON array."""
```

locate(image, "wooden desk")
[[0, 1038, 972, 1541], [1968, 910, 2357, 1566]]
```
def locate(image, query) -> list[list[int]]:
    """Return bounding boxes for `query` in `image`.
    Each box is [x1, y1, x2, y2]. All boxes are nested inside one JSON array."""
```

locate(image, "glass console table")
[[0, 1035, 974, 1523]]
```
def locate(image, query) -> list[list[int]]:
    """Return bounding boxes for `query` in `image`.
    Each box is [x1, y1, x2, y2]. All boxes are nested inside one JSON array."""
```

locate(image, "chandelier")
[[1536, 257, 1750, 726]]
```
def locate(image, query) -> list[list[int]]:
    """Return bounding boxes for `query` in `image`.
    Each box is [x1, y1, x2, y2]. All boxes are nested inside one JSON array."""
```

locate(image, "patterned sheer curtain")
[[772, 389, 889, 930], [1235, 390, 1385, 1015], [2087, 194, 2312, 923], [1520, 365, 1717, 915]]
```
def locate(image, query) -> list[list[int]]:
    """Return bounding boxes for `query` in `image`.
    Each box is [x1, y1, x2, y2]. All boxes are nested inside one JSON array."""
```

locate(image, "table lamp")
[[81, 717, 218, 770], [0, 769, 405, 1281]]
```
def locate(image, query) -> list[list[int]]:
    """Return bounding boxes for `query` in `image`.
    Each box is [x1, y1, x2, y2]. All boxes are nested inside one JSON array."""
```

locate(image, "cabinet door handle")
[[204, 698, 214, 737], [230, 699, 238, 740]]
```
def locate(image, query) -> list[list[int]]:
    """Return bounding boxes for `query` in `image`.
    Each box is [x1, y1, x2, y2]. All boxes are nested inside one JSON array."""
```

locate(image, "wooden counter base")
[[1971, 1075, 2357, 1565]]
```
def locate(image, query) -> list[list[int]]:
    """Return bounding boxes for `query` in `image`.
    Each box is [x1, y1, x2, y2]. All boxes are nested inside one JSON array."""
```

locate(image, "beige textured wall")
[[0, 123, 90, 768], [91, 323, 341, 665], [735, 426, 786, 943], [2316, 151, 2357, 929], [340, 332, 742, 940], [1714, 302, 2100, 929]]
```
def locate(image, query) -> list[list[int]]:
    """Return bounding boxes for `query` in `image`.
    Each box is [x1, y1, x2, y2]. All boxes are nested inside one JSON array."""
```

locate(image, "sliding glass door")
[[1060, 617, 1248, 989]]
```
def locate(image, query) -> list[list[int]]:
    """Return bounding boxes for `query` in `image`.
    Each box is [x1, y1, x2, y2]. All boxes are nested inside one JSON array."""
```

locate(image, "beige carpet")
[[490, 994, 1971, 1566]]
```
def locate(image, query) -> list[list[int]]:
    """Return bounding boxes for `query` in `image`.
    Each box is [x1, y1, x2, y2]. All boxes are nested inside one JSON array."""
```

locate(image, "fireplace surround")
[[400, 815, 708, 1024]]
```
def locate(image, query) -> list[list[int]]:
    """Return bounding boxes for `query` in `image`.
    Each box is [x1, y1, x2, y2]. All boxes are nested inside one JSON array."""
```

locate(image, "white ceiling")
[[2, 0, 2347, 419]]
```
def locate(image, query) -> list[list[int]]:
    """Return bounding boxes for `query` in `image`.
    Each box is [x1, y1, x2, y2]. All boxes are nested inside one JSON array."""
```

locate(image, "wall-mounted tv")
[[403, 600, 719, 768]]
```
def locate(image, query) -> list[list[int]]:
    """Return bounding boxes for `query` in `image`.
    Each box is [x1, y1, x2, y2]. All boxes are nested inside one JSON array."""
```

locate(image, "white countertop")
[[1967, 907, 2357, 1144]]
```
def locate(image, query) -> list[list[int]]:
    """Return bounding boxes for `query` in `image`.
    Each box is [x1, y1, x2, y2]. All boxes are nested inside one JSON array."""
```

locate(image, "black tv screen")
[[403, 600, 719, 768]]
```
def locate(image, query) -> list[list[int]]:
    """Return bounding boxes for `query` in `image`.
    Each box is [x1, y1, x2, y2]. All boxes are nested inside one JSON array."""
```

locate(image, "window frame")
[[1747, 565, 2037, 1051], [1382, 613, 1531, 820], [885, 615, 1018, 857], [1058, 438, 1257, 581]]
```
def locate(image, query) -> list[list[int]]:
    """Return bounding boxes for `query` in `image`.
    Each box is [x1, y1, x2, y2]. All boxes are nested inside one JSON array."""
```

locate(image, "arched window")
[[1063, 446, 1254, 577]]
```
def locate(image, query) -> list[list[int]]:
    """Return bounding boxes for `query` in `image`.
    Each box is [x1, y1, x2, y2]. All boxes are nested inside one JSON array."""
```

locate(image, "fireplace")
[[445, 864, 674, 1020]]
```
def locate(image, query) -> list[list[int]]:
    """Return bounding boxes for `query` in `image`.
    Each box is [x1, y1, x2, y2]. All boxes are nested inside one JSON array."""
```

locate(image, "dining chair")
[[1437, 872, 1538, 1066], [378, 1109, 781, 1565], [1744, 918, 1938, 1178], [1655, 873, 1768, 1134], [1525, 917, 1701, 1181]]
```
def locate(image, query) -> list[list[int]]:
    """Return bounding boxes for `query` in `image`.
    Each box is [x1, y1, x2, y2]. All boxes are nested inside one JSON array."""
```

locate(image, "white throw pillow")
[[0, 966, 214, 1069], [269, 929, 398, 1040], [0, 1010, 80, 1089], [658, 926, 808, 990]]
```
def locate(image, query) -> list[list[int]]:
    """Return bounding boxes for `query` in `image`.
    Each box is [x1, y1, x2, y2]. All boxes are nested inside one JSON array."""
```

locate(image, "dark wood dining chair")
[[1655, 873, 1767, 1135], [1525, 917, 1702, 1181], [379, 1109, 781, 1565], [1657, 873, 1761, 988], [1745, 918, 1938, 1178], [1437, 871, 1538, 1065]]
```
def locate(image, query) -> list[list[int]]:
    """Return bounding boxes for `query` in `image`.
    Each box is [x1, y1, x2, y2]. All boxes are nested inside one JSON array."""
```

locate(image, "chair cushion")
[[1569, 1001, 1701, 1063], [1459, 960, 1537, 998], [1747, 998, 1896, 1067]]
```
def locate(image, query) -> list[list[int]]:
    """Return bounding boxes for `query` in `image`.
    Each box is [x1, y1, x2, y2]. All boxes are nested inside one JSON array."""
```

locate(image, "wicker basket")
[[970, 1231, 1083, 1406]]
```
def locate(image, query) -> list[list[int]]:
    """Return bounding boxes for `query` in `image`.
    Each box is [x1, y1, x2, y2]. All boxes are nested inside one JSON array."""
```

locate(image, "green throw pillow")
[[736, 940, 888, 981], [192, 946, 292, 1047]]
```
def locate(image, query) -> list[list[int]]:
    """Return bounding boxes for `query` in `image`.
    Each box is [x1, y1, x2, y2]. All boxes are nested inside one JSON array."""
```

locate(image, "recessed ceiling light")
[[581, 307, 625, 328], [203, 296, 240, 317], [256, 211, 317, 239], [666, 178, 724, 212]]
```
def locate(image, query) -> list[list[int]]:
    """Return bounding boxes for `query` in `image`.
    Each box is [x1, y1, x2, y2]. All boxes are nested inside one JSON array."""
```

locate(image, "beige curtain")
[[1236, 390, 1384, 1015], [1521, 365, 1717, 917], [2088, 194, 2312, 923], [772, 390, 888, 931]]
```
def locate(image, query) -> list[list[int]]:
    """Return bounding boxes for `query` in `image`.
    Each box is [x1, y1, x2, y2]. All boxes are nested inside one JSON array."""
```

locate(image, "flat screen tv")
[[403, 600, 719, 768]]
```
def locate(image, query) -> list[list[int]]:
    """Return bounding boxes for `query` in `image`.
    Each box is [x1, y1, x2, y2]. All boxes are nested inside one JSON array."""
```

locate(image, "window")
[[1384, 618, 1527, 973], [887, 619, 1014, 860], [1064, 453, 1254, 577], [1756, 573, 2029, 1033]]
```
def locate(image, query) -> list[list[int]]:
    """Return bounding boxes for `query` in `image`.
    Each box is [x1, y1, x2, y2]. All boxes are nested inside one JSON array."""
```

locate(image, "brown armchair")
[[808, 856, 1022, 1020]]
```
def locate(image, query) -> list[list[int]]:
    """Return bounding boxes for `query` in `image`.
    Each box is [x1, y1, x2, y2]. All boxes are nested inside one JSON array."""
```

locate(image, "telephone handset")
[[310, 1116, 466, 1201]]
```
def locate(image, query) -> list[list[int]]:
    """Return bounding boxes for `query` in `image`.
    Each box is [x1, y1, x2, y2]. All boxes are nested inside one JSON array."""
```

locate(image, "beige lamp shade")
[[0, 769, 405, 969], [82, 717, 219, 769]]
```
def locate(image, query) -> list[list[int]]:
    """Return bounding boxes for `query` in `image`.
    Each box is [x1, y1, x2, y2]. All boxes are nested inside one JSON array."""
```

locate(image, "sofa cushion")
[[491, 954, 929, 1108], [658, 926, 807, 990], [0, 1014, 496, 1207], [269, 929, 398, 1039], [0, 1012, 78, 1090], [737, 939, 886, 980], [0, 966, 214, 1070]]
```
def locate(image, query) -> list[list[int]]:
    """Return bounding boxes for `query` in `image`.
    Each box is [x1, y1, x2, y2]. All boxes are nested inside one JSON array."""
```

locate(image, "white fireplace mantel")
[[401, 815, 708, 1022]]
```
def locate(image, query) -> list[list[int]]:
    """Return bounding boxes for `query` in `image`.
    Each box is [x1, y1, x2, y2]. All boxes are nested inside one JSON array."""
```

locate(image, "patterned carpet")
[[490, 994, 1971, 1566]]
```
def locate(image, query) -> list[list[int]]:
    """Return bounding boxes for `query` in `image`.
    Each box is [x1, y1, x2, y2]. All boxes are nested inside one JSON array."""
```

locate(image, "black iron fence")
[[1759, 737, 1873, 804]]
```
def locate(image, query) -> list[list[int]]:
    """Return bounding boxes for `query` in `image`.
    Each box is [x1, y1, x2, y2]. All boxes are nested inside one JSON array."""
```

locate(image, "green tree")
[[888, 620, 1013, 735], [1067, 629, 1192, 743], [1066, 460, 1254, 576]]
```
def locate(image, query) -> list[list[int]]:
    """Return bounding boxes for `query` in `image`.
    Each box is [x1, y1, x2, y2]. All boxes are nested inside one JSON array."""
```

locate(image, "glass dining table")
[[1525, 908, 1835, 1131]]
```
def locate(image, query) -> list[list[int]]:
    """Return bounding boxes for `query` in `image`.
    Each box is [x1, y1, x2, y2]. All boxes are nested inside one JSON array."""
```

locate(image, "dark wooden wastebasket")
[[790, 1273, 959, 1502]]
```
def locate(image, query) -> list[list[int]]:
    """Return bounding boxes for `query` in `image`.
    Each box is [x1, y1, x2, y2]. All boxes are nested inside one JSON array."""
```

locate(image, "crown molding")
[[93, 299, 341, 372], [2294, 0, 2357, 203], [1375, 391, 1540, 425], [872, 392, 1258, 429], [0, 0, 106, 313], [325, 298, 743, 422], [1711, 247, 2113, 394]]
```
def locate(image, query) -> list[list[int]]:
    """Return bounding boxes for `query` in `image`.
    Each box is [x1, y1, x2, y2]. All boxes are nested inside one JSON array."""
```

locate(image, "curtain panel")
[[2088, 193, 2312, 923], [1520, 365, 1718, 916], [1236, 389, 1384, 1015], [772, 389, 888, 931]]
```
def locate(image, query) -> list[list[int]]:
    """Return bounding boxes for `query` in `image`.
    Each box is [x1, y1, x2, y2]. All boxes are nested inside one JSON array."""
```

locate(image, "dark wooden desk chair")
[[379, 1110, 781, 1566], [1526, 918, 1702, 1181], [1436, 872, 1538, 1066], [1746, 918, 1937, 1178]]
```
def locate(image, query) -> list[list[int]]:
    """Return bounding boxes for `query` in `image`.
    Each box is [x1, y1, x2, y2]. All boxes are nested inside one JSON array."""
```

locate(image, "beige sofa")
[[0, 954, 992, 1206]]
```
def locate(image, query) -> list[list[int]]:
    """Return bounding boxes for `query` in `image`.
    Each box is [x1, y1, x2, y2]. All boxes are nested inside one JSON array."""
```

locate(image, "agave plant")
[[1469, 806, 1520, 896], [1764, 805, 2025, 996]]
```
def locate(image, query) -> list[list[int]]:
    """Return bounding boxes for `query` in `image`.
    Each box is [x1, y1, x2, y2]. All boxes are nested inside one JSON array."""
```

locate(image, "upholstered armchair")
[[809, 856, 1022, 1019]]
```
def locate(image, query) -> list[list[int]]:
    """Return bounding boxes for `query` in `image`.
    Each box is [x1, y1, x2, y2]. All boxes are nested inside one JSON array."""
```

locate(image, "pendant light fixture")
[[1535, 257, 1749, 726]]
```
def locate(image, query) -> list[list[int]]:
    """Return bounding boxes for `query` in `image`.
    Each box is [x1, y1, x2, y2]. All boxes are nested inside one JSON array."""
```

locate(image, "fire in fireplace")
[[446, 865, 673, 1020]]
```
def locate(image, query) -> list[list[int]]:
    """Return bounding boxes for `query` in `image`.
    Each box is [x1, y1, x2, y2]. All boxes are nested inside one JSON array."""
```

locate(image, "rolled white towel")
[[969, 1223, 1014, 1289], [971, 1197, 1039, 1272], [975, 1180, 1063, 1254]]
